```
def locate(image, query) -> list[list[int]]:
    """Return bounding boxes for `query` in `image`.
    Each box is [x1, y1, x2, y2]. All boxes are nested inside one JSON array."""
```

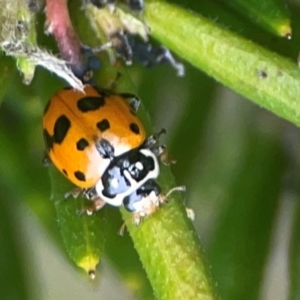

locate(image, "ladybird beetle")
[[82, 131, 185, 224], [100, 149, 185, 225], [43, 85, 184, 222], [43, 85, 146, 188]]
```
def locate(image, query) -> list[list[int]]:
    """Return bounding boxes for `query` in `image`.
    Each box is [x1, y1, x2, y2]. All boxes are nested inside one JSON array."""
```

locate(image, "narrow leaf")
[[49, 167, 106, 276], [207, 131, 285, 299], [220, 0, 291, 38], [144, 0, 300, 127], [122, 168, 216, 300], [0, 55, 14, 105], [0, 0, 37, 84], [0, 186, 31, 300], [288, 171, 300, 300]]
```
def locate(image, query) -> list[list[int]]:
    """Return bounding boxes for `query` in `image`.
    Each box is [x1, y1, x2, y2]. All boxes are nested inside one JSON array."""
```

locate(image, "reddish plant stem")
[[45, 0, 85, 77]]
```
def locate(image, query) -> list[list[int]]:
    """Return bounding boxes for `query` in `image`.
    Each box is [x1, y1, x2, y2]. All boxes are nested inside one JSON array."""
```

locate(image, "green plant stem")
[[122, 167, 215, 300], [144, 0, 300, 127]]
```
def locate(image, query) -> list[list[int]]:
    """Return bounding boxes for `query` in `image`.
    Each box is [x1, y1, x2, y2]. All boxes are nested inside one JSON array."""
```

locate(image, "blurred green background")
[[2, 0, 300, 299]]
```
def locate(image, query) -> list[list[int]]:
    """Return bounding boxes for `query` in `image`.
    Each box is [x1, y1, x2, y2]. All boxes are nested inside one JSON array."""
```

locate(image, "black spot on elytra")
[[74, 171, 86, 182], [62, 169, 68, 176], [77, 96, 105, 112], [76, 138, 89, 151], [54, 115, 71, 144], [97, 119, 110, 132], [130, 123, 140, 134], [96, 138, 115, 159], [43, 115, 70, 151]]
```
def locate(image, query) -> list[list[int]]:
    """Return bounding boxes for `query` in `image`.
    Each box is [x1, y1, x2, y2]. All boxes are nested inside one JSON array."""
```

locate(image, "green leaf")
[[207, 130, 285, 299], [0, 0, 37, 84], [0, 55, 14, 106], [0, 186, 31, 300], [49, 167, 106, 276], [168, 0, 298, 58], [0, 104, 64, 251], [144, 0, 300, 128], [122, 166, 216, 300], [219, 0, 291, 38], [288, 169, 300, 300], [168, 68, 216, 183], [104, 207, 154, 300], [290, 198, 300, 300]]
